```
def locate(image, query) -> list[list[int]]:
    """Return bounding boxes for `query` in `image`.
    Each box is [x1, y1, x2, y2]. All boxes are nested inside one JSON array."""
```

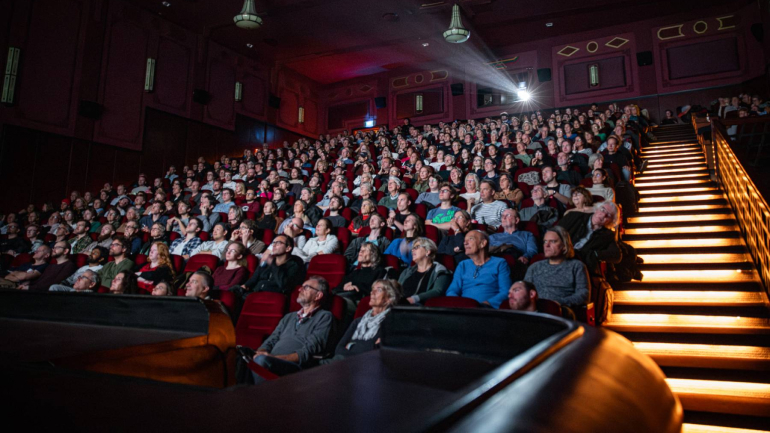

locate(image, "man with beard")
[[17, 242, 76, 291], [60, 246, 109, 286], [85, 224, 116, 253], [68, 220, 93, 255]]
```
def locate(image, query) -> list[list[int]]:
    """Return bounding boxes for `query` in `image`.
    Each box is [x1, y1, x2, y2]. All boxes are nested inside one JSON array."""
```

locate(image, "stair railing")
[[711, 118, 770, 297]]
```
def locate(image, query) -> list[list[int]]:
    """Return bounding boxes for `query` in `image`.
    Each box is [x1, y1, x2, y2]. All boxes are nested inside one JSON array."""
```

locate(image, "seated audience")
[[489, 209, 537, 263], [18, 241, 76, 291], [211, 241, 250, 291], [250, 276, 333, 382], [49, 269, 100, 293], [348, 199, 375, 235], [323, 279, 401, 363], [136, 242, 175, 292], [139, 222, 168, 255], [519, 185, 558, 229], [524, 227, 589, 309], [151, 280, 174, 296], [557, 201, 621, 274], [185, 271, 213, 299], [586, 168, 615, 202], [99, 237, 135, 289], [344, 213, 391, 266], [297, 218, 339, 263], [470, 180, 508, 229], [565, 186, 595, 215], [0, 222, 29, 254], [398, 237, 452, 305], [85, 224, 115, 253], [494, 174, 523, 207], [384, 214, 423, 266], [425, 183, 461, 230], [109, 270, 138, 295], [62, 246, 109, 286], [446, 230, 511, 308], [230, 219, 266, 256], [436, 210, 471, 264], [236, 234, 306, 296], [0, 246, 51, 289], [190, 222, 229, 260]]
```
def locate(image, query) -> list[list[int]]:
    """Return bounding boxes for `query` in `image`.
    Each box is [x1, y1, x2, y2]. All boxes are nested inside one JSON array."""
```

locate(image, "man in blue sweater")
[[489, 209, 538, 263], [446, 230, 511, 308]]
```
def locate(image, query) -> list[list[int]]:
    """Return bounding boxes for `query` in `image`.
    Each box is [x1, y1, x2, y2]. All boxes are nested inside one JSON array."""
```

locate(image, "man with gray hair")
[[519, 185, 558, 229], [557, 201, 621, 274], [49, 269, 100, 293], [378, 176, 402, 209], [250, 275, 333, 382]]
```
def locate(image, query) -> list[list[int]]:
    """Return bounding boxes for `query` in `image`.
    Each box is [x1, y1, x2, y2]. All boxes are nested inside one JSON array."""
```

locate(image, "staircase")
[[603, 123, 770, 432]]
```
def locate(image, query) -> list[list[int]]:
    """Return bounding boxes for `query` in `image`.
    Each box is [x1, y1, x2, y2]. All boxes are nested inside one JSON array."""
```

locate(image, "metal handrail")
[[710, 118, 770, 297]]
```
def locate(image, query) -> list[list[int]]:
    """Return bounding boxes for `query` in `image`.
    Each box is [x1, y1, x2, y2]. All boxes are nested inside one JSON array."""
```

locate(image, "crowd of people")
[[0, 101, 653, 380]]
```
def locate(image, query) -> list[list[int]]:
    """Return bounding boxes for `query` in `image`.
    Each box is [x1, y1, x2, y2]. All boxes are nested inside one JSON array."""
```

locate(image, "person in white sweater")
[[297, 218, 339, 263]]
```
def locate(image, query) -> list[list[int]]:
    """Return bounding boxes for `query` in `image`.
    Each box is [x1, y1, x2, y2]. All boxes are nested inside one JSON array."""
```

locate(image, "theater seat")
[[134, 254, 148, 268], [171, 255, 184, 273], [424, 225, 441, 244], [73, 253, 89, 268], [307, 254, 347, 288], [11, 253, 32, 268], [184, 254, 219, 273], [335, 227, 352, 253], [199, 231, 210, 242], [245, 255, 259, 274], [354, 296, 372, 319], [424, 296, 479, 309], [235, 292, 287, 349], [436, 253, 456, 272]]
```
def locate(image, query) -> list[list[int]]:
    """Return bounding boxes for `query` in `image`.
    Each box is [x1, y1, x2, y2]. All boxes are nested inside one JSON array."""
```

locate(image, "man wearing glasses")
[[50, 270, 100, 293], [98, 238, 135, 289], [250, 276, 333, 382], [18, 241, 76, 292], [236, 234, 306, 297]]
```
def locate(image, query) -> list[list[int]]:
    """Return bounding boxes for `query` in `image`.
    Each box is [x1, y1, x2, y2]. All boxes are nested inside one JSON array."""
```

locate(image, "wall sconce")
[[144, 58, 156, 92], [416, 94, 423, 113], [235, 81, 243, 101], [298, 106, 305, 123], [2, 47, 20, 104], [589, 64, 600, 87]]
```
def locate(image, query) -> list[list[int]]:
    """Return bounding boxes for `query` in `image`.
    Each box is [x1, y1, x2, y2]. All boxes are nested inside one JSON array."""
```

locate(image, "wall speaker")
[[374, 96, 387, 109], [636, 51, 653, 66], [268, 94, 281, 109], [78, 100, 103, 119], [450, 83, 464, 96], [192, 89, 211, 105], [537, 68, 552, 82], [751, 23, 764, 43]]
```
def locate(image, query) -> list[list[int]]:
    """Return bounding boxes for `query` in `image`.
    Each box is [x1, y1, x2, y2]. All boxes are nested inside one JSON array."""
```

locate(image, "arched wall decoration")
[[415, 74, 424, 84], [693, 21, 708, 34], [392, 77, 409, 88], [430, 70, 449, 81], [586, 41, 599, 53], [658, 24, 685, 40], [716, 15, 736, 30]]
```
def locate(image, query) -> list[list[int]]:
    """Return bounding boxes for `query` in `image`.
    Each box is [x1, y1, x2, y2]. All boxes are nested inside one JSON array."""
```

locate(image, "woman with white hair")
[[398, 237, 452, 305], [322, 279, 402, 363]]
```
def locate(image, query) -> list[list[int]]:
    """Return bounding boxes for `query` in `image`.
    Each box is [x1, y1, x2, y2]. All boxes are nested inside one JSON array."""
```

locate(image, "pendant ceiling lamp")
[[234, 0, 263, 29], [443, 4, 470, 43]]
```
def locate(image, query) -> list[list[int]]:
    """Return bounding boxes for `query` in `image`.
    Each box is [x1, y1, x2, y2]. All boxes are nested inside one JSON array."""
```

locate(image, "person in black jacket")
[[556, 201, 621, 275], [237, 234, 306, 296]]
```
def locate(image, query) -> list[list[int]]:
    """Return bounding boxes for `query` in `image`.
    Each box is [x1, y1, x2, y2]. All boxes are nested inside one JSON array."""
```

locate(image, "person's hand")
[[407, 297, 417, 304], [518, 256, 530, 264], [253, 349, 269, 359], [231, 229, 240, 240], [17, 283, 29, 291]]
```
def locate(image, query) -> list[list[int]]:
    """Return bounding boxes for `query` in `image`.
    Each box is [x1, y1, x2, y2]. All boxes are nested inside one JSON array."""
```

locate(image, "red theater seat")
[[307, 254, 347, 288], [184, 254, 219, 273], [354, 296, 372, 319], [235, 292, 287, 349], [424, 296, 480, 309]]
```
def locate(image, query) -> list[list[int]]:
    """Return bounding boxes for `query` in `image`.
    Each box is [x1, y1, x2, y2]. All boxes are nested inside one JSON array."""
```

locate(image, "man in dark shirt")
[[601, 135, 632, 182], [237, 234, 306, 296], [20, 241, 77, 292], [251, 276, 333, 382], [0, 222, 29, 255]]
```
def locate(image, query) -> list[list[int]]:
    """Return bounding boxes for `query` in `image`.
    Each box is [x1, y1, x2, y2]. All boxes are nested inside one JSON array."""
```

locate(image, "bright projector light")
[[517, 90, 531, 101]]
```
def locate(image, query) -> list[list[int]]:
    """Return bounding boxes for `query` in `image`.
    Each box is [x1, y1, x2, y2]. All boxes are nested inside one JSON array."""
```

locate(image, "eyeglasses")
[[300, 284, 321, 292], [273, 240, 287, 246]]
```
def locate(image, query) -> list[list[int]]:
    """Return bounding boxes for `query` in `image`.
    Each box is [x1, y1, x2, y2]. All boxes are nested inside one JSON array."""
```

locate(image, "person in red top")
[[136, 242, 175, 293], [211, 241, 249, 291]]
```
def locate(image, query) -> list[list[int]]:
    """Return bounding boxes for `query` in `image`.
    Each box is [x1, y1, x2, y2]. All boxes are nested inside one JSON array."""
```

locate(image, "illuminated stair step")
[[643, 167, 709, 175], [649, 139, 696, 145], [638, 270, 758, 283], [682, 423, 770, 433], [625, 226, 740, 236], [639, 194, 725, 204], [605, 314, 770, 334], [643, 156, 706, 164], [633, 342, 770, 370], [647, 161, 707, 169], [635, 179, 712, 188], [643, 150, 702, 159], [628, 214, 733, 224], [643, 145, 701, 154], [637, 254, 750, 265], [627, 238, 743, 249], [615, 291, 764, 306], [638, 187, 719, 195], [636, 170, 709, 183], [666, 378, 770, 417], [637, 204, 730, 213]]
